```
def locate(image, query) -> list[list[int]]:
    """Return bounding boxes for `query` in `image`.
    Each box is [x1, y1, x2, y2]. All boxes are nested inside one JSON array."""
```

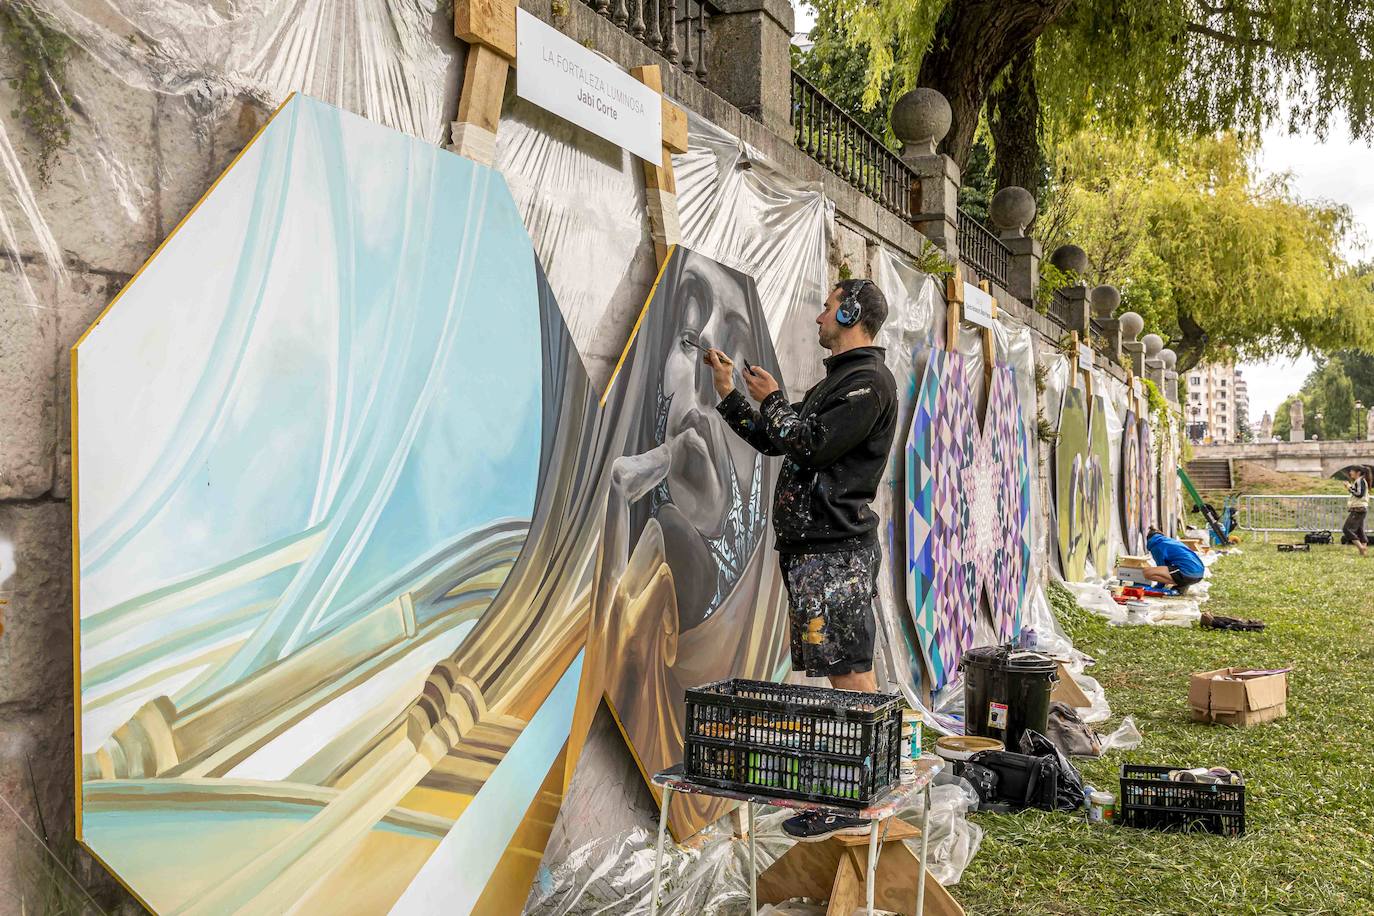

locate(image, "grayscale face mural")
[[637, 253, 780, 629], [572, 246, 790, 840]]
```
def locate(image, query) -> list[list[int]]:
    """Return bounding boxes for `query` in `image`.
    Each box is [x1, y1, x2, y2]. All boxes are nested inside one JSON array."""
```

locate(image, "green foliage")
[[957, 132, 995, 222], [1037, 130, 1374, 370], [811, 0, 1374, 162], [0, 1, 75, 184], [1035, 261, 1080, 315], [792, 6, 893, 143], [912, 238, 955, 278], [1319, 369, 1357, 439]]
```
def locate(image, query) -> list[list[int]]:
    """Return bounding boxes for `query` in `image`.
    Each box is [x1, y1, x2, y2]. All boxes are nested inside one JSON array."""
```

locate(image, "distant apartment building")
[[1184, 362, 1248, 442]]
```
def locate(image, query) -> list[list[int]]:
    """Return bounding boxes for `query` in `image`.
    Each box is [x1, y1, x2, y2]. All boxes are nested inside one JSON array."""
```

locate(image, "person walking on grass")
[[1344, 466, 1368, 557], [703, 278, 897, 842]]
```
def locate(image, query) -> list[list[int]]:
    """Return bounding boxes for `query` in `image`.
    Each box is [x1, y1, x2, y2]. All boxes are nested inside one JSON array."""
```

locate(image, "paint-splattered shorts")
[[778, 543, 879, 678]]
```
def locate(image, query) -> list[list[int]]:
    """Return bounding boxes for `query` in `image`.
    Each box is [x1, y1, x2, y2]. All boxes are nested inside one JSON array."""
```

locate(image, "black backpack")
[[964, 750, 1061, 811]]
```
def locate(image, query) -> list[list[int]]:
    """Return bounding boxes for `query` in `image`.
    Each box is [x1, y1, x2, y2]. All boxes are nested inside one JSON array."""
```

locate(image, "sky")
[[1243, 119, 1374, 423]]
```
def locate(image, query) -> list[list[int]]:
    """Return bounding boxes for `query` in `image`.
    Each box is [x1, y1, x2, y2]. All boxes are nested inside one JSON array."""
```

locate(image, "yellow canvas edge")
[[598, 245, 677, 407], [69, 91, 296, 849], [600, 691, 713, 845]]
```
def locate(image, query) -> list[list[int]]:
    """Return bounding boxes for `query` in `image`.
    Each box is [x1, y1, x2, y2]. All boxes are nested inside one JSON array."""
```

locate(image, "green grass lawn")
[[954, 546, 1374, 916]]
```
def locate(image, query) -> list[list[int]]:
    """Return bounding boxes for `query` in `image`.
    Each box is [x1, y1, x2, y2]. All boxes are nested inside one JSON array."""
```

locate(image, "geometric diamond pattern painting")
[[983, 365, 1030, 644], [906, 351, 1031, 691], [906, 348, 977, 693], [1054, 387, 1092, 581]]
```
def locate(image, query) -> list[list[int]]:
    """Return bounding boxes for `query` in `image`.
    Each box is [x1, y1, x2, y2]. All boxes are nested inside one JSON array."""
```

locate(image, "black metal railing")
[[1047, 288, 1076, 330], [585, 0, 714, 80], [790, 70, 916, 221], [956, 207, 1010, 289]]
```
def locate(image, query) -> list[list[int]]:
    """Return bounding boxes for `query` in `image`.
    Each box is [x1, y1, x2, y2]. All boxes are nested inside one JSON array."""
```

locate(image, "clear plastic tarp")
[[674, 110, 833, 392], [526, 779, 983, 915]]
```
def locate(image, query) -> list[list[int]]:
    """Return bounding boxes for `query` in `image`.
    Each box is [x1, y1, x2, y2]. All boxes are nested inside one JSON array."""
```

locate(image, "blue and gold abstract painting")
[[73, 95, 610, 914]]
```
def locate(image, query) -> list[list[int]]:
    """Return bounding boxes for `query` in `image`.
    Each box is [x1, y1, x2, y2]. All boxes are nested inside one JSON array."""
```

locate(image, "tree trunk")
[[1170, 308, 1210, 374], [917, 0, 1073, 171], [988, 45, 1043, 198]]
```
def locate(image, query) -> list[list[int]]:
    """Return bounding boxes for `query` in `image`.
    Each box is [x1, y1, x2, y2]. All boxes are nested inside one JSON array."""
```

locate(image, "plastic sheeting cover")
[[526, 780, 983, 915], [495, 96, 657, 385], [1, 0, 460, 302], [674, 110, 833, 393]]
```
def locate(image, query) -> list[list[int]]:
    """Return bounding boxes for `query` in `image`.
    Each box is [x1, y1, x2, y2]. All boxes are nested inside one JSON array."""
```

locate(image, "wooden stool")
[[756, 818, 965, 916]]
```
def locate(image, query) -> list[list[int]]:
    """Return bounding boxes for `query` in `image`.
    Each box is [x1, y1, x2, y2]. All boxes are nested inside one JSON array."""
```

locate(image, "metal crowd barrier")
[[1235, 495, 1349, 535]]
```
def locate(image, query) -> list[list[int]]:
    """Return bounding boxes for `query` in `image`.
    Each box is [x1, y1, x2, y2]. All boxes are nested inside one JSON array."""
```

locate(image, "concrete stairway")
[[1187, 457, 1233, 490]]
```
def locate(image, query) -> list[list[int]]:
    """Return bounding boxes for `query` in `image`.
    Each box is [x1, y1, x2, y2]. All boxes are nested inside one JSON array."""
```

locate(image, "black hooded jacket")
[[716, 346, 897, 554]]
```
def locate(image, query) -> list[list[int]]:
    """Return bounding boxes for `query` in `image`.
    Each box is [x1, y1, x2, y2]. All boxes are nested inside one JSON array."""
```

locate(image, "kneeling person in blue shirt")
[[1143, 527, 1205, 593]]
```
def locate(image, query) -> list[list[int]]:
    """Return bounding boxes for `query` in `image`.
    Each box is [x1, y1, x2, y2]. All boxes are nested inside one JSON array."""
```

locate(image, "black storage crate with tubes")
[[1118, 764, 1246, 836], [683, 678, 903, 808]]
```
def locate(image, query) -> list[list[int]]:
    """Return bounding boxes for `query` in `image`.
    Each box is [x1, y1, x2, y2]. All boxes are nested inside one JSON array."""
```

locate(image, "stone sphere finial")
[[1142, 333, 1164, 358], [989, 187, 1036, 238], [1159, 348, 1177, 369], [1119, 311, 1144, 340], [891, 88, 952, 156], [1049, 244, 1089, 277], [1089, 285, 1121, 319]]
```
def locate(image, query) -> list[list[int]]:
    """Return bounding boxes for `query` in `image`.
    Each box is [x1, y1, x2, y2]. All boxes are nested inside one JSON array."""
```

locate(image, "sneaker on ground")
[[782, 811, 871, 842]]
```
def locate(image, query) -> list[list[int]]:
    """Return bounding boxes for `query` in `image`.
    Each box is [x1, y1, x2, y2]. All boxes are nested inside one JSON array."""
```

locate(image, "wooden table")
[[648, 756, 961, 916]]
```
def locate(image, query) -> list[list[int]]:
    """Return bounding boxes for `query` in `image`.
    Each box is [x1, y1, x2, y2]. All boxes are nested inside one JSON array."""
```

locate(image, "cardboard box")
[[1189, 667, 1289, 726], [1050, 661, 1092, 709], [1116, 554, 1152, 569]]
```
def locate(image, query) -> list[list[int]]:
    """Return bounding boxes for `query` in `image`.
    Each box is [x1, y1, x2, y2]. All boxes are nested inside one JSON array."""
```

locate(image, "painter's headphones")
[[836, 279, 871, 328]]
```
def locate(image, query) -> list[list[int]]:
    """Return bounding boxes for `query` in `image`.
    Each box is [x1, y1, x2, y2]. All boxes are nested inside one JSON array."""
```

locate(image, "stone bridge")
[[1192, 440, 1374, 479]]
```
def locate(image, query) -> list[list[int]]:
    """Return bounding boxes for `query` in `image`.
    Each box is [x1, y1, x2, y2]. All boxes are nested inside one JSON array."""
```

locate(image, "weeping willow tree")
[[1037, 130, 1374, 371], [802, 0, 1374, 198]]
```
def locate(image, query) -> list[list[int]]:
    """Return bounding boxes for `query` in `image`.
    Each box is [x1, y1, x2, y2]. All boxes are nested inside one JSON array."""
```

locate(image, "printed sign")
[[516, 8, 662, 163], [962, 282, 995, 329], [1078, 341, 1094, 372], [988, 702, 1009, 730]]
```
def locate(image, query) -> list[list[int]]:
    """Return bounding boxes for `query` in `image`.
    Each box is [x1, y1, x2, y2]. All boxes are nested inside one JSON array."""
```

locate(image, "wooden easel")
[[451, 0, 517, 165], [943, 269, 997, 381], [450, 0, 691, 256], [756, 819, 965, 916], [630, 65, 689, 266]]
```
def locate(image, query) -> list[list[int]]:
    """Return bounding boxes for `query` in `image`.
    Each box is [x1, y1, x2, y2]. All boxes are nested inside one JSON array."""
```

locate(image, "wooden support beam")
[[944, 267, 963, 354], [631, 65, 684, 265], [454, 0, 517, 58], [451, 0, 516, 165], [661, 95, 689, 154], [978, 279, 995, 389]]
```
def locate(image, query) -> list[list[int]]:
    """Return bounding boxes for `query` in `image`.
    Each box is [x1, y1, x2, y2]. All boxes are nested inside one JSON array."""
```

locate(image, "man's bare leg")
[[830, 669, 877, 692], [1141, 565, 1177, 586]]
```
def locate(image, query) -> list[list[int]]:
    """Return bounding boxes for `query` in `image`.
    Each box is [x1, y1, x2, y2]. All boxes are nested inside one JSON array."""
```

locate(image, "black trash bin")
[[960, 645, 1058, 751]]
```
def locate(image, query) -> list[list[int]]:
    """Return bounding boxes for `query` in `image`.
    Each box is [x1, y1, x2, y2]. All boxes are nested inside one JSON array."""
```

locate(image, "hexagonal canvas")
[[1087, 396, 1114, 575], [1054, 387, 1091, 581], [72, 95, 606, 914], [1120, 409, 1145, 556], [905, 349, 977, 692]]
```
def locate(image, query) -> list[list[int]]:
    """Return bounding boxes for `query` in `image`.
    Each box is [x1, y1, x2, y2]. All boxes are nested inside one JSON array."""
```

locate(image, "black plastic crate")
[[1119, 764, 1246, 837], [683, 678, 903, 808]]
